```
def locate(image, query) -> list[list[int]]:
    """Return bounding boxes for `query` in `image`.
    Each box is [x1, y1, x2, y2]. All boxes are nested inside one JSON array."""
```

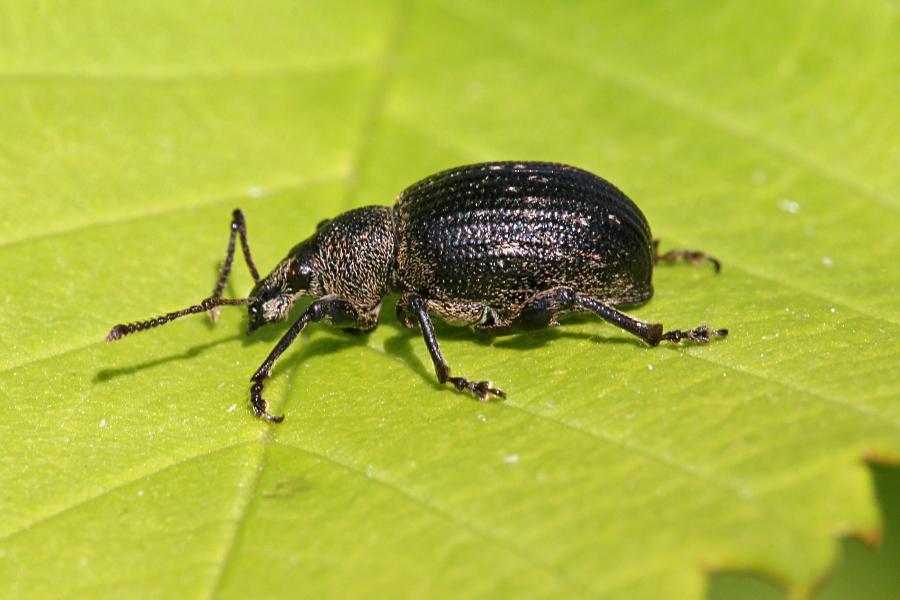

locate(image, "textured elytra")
[[393, 162, 654, 323]]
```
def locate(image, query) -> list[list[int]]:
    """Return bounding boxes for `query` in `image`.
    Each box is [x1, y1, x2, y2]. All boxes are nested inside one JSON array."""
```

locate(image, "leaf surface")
[[1, 1, 898, 598]]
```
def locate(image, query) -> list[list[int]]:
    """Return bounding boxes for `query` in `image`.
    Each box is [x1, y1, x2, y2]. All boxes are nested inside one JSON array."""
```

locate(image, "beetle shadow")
[[490, 328, 647, 351], [95, 294, 649, 393], [94, 333, 246, 383], [94, 326, 352, 384], [489, 313, 649, 351], [380, 330, 443, 391], [378, 311, 648, 393], [271, 333, 373, 407], [93, 295, 348, 387], [93, 291, 290, 385]]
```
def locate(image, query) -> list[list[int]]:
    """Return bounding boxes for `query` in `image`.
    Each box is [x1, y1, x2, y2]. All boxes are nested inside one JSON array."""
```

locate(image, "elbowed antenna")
[[106, 297, 250, 342]]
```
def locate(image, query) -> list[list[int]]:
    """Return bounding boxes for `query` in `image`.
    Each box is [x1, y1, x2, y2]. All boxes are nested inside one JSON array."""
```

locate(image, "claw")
[[255, 408, 285, 423], [250, 381, 285, 423], [448, 377, 506, 401], [475, 380, 506, 401], [661, 324, 728, 344]]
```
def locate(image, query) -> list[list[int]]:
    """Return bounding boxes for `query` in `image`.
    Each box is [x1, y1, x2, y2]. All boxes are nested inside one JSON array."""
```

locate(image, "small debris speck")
[[752, 170, 768, 185], [227, 403, 237, 413], [830, 307, 837, 313], [503, 454, 520, 464], [778, 199, 800, 214], [821, 256, 833, 267], [99, 418, 108, 428], [477, 414, 487, 422], [647, 364, 654, 371], [137, 490, 144, 497], [247, 186, 263, 198]]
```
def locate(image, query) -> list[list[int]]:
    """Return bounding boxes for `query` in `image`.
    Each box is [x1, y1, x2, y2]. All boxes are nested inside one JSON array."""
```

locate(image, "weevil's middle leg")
[[475, 287, 576, 335], [248, 296, 370, 422], [397, 293, 505, 401], [653, 239, 721, 273], [209, 209, 262, 321]]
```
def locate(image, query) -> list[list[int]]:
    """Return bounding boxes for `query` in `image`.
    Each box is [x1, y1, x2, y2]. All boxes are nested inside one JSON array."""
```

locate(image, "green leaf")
[[1, 1, 897, 598]]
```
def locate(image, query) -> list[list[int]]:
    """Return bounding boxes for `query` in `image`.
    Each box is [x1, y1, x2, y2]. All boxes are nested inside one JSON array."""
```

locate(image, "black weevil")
[[107, 162, 727, 422]]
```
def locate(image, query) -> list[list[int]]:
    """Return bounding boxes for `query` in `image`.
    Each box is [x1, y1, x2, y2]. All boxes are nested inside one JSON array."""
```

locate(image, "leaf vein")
[[0, 58, 373, 84], [440, 0, 897, 212], [205, 437, 269, 600], [272, 440, 588, 595], [0, 440, 257, 543], [0, 172, 345, 252]]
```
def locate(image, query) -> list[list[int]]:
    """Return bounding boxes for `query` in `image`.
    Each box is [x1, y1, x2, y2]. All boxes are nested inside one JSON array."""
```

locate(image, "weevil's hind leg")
[[209, 209, 262, 321], [481, 286, 727, 347], [574, 291, 728, 346], [653, 239, 721, 273], [249, 296, 371, 422], [397, 293, 505, 401]]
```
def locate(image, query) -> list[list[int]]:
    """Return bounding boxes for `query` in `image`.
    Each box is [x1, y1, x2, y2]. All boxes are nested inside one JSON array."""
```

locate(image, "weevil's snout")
[[247, 301, 265, 334], [247, 285, 292, 334]]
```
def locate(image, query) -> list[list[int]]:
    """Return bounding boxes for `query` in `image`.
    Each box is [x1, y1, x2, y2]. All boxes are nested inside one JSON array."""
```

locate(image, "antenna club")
[[106, 324, 129, 342]]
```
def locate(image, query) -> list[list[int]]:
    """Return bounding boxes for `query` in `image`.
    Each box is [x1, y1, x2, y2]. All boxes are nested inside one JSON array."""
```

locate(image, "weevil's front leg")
[[209, 209, 262, 321], [398, 293, 505, 401], [249, 296, 368, 422], [653, 239, 721, 273]]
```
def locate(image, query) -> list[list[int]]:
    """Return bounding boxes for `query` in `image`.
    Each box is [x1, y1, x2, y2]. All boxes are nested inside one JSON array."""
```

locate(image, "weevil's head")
[[247, 238, 322, 333]]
